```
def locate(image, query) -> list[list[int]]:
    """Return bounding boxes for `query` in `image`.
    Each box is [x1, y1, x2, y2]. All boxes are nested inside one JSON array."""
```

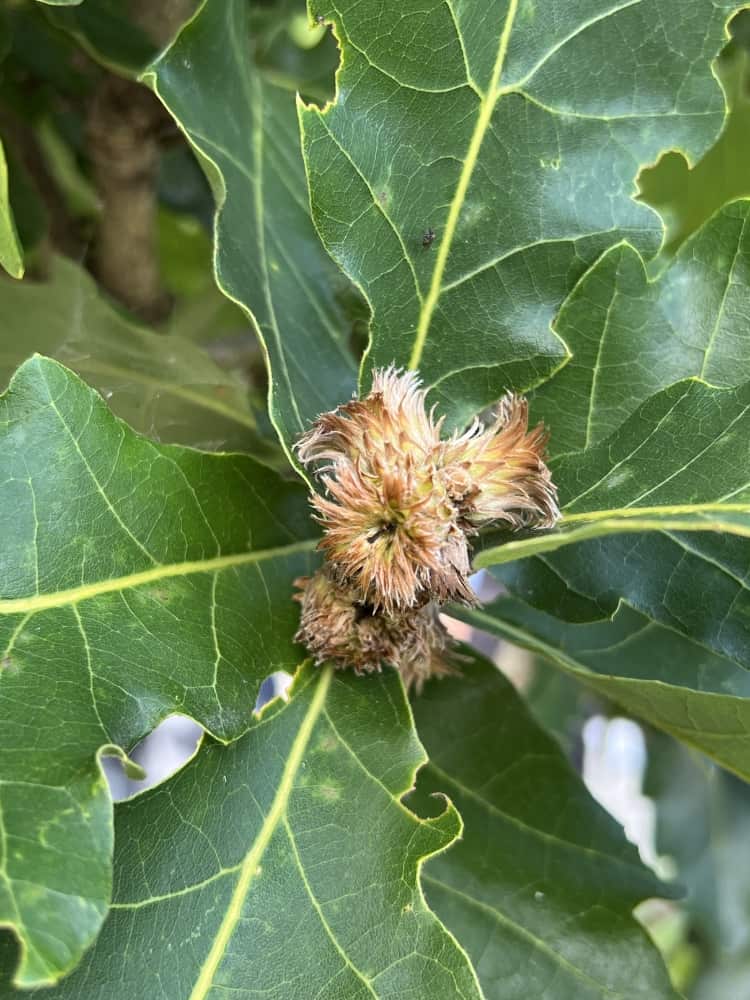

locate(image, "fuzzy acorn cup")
[[294, 367, 559, 691]]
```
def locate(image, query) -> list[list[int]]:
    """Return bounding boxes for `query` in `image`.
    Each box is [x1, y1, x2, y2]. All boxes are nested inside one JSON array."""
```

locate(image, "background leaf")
[[143, 0, 361, 461], [0, 356, 317, 987], [44, 0, 158, 77], [0, 138, 23, 279], [534, 201, 750, 459], [458, 597, 750, 779], [1, 666, 483, 1000], [299, 0, 738, 429], [410, 650, 678, 999], [0, 254, 280, 459], [646, 731, 750, 997], [472, 203, 750, 775]]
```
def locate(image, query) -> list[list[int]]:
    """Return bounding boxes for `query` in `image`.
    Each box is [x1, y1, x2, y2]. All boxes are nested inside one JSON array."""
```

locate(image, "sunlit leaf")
[[1, 666, 483, 999], [535, 200, 750, 458], [299, 0, 738, 427], [0, 356, 316, 986]]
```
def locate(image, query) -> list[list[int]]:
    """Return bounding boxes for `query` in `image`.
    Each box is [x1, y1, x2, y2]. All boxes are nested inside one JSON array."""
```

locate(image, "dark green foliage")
[[1, 1, 749, 996]]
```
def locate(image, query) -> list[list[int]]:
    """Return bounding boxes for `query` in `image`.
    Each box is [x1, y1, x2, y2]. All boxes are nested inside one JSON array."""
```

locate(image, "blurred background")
[[2, 1, 750, 995]]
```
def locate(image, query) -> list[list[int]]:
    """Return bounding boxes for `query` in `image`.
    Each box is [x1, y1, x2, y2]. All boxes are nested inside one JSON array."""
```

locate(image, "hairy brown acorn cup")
[[294, 368, 559, 691]]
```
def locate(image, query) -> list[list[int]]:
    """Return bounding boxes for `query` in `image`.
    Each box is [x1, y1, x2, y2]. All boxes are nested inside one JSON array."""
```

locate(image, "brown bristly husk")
[[297, 368, 475, 613], [294, 569, 455, 691], [294, 368, 559, 690], [442, 392, 559, 529]]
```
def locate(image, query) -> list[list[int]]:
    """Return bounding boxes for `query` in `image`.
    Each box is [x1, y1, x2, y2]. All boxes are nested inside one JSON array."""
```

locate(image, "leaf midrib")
[[249, 70, 305, 435], [0, 538, 318, 615], [561, 502, 750, 523], [407, 0, 650, 373], [188, 666, 332, 1000], [408, 0, 519, 370], [475, 505, 750, 567]]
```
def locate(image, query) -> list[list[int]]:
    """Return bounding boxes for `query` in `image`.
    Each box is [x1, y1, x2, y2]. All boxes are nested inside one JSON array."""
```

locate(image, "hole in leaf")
[[102, 715, 202, 802], [254, 670, 293, 712], [470, 569, 504, 602], [637, 8, 750, 257], [582, 715, 659, 870]]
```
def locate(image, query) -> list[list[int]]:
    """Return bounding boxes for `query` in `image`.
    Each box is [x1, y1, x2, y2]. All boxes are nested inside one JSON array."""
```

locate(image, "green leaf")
[[1, 666, 483, 999], [474, 205, 750, 706], [1, 143, 48, 259], [142, 0, 360, 461], [44, 1, 158, 75], [469, 200, 750, 566], [476, 376, 750, 568], [535, 200, 750, 459], [35, 119, 99, 219], [523, 653, 599, 758], [489, 527, 750, 747], [299, 0, 737, 427], [457, 597, 750, 778], [410, 651, 678, 999], [637, 20, 750, 259], [0, 256, 280, 460], [0, 139, 23, 280], [0, 356, 318, 987]]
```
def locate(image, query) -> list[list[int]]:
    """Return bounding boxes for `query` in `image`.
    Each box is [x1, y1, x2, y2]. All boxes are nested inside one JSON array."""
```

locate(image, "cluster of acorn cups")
[[294, 368, 558, 691]]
